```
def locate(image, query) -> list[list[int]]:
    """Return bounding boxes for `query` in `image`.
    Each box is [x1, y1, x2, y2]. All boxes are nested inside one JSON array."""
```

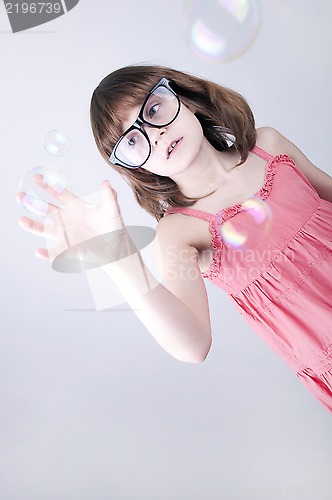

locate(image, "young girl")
[[19, 64, 332, 414]]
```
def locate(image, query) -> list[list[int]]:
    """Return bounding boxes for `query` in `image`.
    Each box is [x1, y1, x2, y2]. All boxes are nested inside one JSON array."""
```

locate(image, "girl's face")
[[120, 99, 205, 177]]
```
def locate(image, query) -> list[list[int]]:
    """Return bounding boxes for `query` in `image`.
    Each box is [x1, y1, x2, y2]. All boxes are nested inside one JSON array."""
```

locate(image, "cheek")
[[142, 153, 166, 175], [185, 117, 204, 150], [193, 118, 204, 137], [183, 110, 204, 137]]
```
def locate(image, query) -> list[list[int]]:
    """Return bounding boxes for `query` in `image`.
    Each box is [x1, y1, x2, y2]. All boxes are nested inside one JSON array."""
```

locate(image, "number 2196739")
[[5, 3, 61, 14]]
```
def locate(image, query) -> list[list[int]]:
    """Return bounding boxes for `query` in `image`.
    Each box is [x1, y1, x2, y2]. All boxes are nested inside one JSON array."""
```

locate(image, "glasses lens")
[[142, 85, 179, 126], [115, 128, 150, 168]]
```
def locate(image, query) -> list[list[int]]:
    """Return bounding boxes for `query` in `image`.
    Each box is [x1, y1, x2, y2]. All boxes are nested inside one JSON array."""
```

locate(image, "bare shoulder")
[[155, 212, 200, 272], [256, 125, 301, 156], [255, 126, 283, 155], [156, 211, 193, 247], [256, 127, 332, 201]]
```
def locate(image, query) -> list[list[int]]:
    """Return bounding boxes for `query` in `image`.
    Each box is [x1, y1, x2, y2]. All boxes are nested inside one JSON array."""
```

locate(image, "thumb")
[[100, 180, 124, 223], [101, 180, 118, 206]]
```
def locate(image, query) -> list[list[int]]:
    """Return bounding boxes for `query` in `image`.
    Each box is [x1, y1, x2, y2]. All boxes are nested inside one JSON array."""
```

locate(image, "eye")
[[127, 135, 138, 147], [148, 103, 160, 119]]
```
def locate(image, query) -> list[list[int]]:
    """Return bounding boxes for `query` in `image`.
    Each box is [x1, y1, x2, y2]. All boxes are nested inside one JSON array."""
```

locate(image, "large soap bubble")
[[183, 0, 260, 63], [18, 166, 70, 215]]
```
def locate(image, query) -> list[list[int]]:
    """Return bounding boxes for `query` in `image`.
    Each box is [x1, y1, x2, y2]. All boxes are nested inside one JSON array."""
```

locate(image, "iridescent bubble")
[[19, 166, 69, 194], [18, 166, 69, 215], [44, 130, 70, 156], [21, 191, 49, 216], [183, 0, 260, 63], [218, 197, 272, 249]]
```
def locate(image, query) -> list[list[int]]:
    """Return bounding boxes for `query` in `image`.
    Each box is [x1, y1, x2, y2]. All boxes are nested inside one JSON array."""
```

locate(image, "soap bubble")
[[44, 130, 70, 156], [217, 197, 272, 249], [21, 192, 50, 216], [19, 166, 69, 196], [183, 0, 260, 63], [18, 166, 70, 215]]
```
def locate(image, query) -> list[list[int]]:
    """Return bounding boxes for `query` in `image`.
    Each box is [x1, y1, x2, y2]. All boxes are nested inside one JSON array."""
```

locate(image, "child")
[[19, 64, 332, 414]]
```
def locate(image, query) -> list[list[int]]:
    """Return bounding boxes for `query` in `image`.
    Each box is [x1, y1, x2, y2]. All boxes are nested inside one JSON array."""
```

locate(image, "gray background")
[[1, 1, 332, 499]]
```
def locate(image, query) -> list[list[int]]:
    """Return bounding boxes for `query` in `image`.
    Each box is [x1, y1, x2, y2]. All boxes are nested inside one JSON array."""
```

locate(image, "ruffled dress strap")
[[250, 144, 275, 162]]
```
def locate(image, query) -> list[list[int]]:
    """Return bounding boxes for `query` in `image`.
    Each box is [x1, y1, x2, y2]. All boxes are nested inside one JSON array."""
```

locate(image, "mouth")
[[166, 138, 183, 159]]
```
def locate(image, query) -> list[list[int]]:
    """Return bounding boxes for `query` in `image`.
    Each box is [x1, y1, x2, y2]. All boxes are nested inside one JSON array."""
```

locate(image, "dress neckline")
[[165, 145, 276, 222]]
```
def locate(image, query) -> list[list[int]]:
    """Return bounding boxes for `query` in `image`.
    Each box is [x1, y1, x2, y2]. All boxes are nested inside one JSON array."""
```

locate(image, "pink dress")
[[165, 145, 332, 414]]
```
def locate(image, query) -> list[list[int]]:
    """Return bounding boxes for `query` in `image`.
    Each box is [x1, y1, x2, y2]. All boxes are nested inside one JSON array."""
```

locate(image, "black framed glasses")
[[109, 78, 181, 169]]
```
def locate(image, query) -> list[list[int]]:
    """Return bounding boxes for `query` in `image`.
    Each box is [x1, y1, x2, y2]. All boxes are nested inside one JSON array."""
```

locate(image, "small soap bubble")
[[218, 197, 272, 249], [44, 130, 70, 156], [183, 0, 260, 63]]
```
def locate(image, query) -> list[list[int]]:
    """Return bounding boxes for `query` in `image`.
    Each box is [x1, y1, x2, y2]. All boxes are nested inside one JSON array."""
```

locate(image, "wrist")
[[52, 229, 137, 273]]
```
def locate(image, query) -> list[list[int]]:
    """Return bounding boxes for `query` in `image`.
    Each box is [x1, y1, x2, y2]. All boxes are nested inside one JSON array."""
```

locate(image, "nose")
[[144, 125, 167, 146]]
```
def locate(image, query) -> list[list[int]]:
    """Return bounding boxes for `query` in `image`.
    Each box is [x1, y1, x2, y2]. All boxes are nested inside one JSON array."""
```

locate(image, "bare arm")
[[102, 216, 212, 364], [18, 178, 212, 364]]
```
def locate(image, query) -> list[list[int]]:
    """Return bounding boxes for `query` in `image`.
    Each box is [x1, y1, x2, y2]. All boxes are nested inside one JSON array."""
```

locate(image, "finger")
[[35, 248, 52, 260], [17, 191, 61, 217], [33, 173, 77, 204], [100, 180, 120, 211], [18, 216, 56, 239], [35, 246, 71, 262]]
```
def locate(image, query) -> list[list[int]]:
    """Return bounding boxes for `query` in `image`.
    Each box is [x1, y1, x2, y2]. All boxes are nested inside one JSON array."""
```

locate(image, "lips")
[[166, 138, 183, 159]]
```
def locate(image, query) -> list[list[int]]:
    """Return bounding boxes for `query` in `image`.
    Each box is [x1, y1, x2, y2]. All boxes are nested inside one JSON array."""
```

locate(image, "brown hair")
[[90, 64, 256, 221]]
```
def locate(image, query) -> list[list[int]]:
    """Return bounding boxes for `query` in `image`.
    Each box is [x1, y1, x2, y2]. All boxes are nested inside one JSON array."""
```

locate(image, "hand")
[[17, 173, 128, 269]]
